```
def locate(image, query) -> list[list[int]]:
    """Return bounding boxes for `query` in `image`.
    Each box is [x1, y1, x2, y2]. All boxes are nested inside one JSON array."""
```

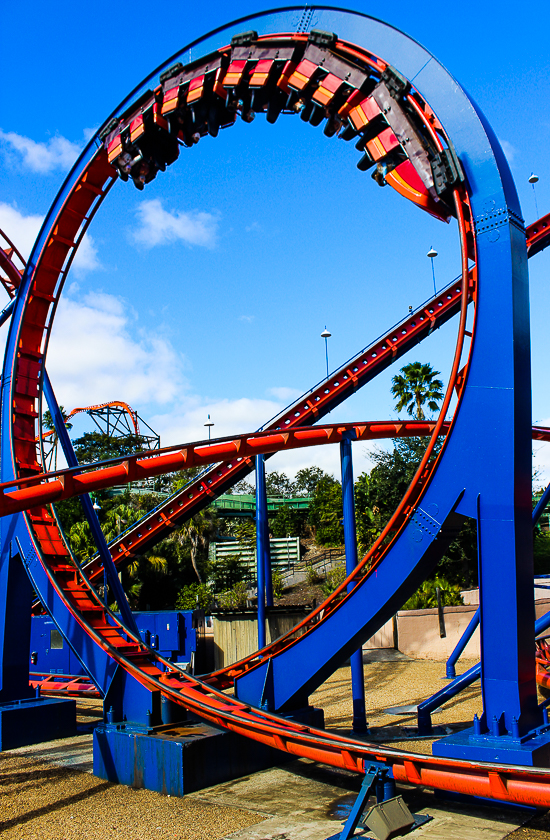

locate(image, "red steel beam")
[[2, 420, 549, 517]]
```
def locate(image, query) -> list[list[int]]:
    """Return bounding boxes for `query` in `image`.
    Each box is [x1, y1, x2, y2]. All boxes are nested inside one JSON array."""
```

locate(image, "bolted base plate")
[[432, 725, 550, 766]]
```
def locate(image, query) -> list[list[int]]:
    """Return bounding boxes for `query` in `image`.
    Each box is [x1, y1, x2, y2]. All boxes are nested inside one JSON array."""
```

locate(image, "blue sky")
[[1, 2, 549, 483]]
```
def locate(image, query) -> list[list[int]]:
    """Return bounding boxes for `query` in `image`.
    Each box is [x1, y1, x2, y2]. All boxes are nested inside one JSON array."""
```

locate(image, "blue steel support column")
[[255, 455, 267, 650], [340, 432, 367, 733], [42, 372, 139, 638], [446, 607, 480, 679]]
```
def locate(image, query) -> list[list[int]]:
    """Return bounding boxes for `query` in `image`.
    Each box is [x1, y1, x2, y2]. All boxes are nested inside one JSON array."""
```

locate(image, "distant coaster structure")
[[38, 399, 160, 472], [2, 6, 550, 807]]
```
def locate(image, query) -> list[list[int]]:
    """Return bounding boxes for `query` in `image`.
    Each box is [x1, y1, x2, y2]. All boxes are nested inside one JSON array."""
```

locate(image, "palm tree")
[[391, 362, 444, 421], [178, 511, 218, 583]]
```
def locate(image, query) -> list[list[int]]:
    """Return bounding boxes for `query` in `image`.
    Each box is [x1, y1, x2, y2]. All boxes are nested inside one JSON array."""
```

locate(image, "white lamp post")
[[204, 414, 214, 442], [427, 246, 438, 296], [529, 173, 540, 217], [321, 327, 331, 378]]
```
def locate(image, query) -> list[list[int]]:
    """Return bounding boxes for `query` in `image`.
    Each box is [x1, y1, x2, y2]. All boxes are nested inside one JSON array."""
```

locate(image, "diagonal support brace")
[[335, 767, 381, 840]]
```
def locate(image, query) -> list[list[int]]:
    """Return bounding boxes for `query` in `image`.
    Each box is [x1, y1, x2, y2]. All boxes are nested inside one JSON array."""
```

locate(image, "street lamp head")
[[204, 413, 214, 428], [92, 500, 101, 511], [529, 173, 539, 184], [427, 247, 438, 259], [321, 327, 331, 339]]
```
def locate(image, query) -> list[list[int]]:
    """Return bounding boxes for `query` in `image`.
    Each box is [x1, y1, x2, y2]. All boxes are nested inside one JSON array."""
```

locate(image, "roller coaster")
[[3, 5, 550, 818], [37, 399, 160, 472]]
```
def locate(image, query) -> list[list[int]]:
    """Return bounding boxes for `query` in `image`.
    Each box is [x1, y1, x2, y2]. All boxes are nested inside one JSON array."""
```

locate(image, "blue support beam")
[[255, 455, 268, 650], [340, 432, 367, 734], [42, 372, 138, 638], [446, 608, 480, 679]]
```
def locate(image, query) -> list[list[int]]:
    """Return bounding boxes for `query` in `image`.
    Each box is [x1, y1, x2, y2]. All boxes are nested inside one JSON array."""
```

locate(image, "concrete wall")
[[364, 597, 550, 660]]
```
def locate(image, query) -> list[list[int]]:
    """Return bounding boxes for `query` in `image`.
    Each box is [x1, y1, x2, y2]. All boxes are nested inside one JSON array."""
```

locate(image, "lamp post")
[[427, 247, 438, 296], [529, 173, 539, 217], [204, 414, 214, 442], [321, 327, 331, 379]]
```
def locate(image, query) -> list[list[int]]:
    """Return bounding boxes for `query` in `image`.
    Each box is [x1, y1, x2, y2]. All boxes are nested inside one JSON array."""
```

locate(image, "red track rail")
[[29, 672, 100, 698], [22, 541, 550, 806], [3, 29, 550, 804], [0, 228, 24, 297], [39, 399, 141, 443], [4, 420, 550, 516], [527, 212, 550, 257]]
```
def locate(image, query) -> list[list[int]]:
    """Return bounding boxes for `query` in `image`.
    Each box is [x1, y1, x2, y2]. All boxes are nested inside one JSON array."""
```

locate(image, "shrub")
[[321, 563, 347, 596], [306, 562, 324, 585], [175, 583, 213, 611], [402, 576, 463, 610], [209, 553, 248, 593], [218, 581, 249, 609], [272, 569, 284, 599]]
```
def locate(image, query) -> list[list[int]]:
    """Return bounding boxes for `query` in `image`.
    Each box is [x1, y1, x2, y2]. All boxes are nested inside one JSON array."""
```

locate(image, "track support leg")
[[340, 433, 367, 734], [336, 767, 380, 840]]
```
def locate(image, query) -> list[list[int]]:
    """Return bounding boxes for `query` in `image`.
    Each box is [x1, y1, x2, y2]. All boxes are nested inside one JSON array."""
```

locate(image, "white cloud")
[[266, 386, 302, 402], [72, 234, 102, 275], [500, 139, 517, 165], [0, 202, 42, 259], [0, 202, 100, 275], [149, 395, 378, 481], [132, 198, 219, 249], [83, 127, 98, 143], [151, 397, 282, 447], [0, 129, 82, 173], [47, 289, 186, 408], [245, 221, 262, 233], [239, 315, 255, 323]]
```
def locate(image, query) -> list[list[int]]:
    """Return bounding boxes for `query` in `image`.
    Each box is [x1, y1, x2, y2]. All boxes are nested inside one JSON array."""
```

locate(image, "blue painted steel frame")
[[227, 8, 541, 763], [255, 455, 268, 650], [0, 6, 542, 764], [340, 433, 367, 734], [42, 373, 139, 636]]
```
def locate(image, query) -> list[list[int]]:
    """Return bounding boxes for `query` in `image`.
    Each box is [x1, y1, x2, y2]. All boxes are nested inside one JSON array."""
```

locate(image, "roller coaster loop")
[[2, 5, 550, 807]]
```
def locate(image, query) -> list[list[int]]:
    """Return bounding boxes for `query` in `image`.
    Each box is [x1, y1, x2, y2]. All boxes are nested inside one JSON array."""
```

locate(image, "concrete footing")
[[93, 706, 324, 796], [0, 695, 76, 750]]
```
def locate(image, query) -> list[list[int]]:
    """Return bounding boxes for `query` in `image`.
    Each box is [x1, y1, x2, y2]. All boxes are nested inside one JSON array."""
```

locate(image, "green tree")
[[354, 437, 478, 588], [391, 361, 444, 420], [265, 470, 294, 498], [355, 437, 430, 548], [175, 583, 213, 611], [270, 504, 306, 538], [177, 510, 218, 583], [227, 478, 255, 495], [72, 431, 149, 465], [43, 407, 73, 434], [402, 576, 464, 610], [209, 554, 248, 593], [308, 475, 343, 546], [294, 466, 327, 496]]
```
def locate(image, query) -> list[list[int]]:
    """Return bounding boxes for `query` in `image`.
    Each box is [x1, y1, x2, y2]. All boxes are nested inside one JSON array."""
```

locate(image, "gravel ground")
[[0, 699, 266, 839], [1, 656, 548, 839], [0, 751, 266, 839], [312, 655, 550, 839], [312, 653, 484, 754]]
